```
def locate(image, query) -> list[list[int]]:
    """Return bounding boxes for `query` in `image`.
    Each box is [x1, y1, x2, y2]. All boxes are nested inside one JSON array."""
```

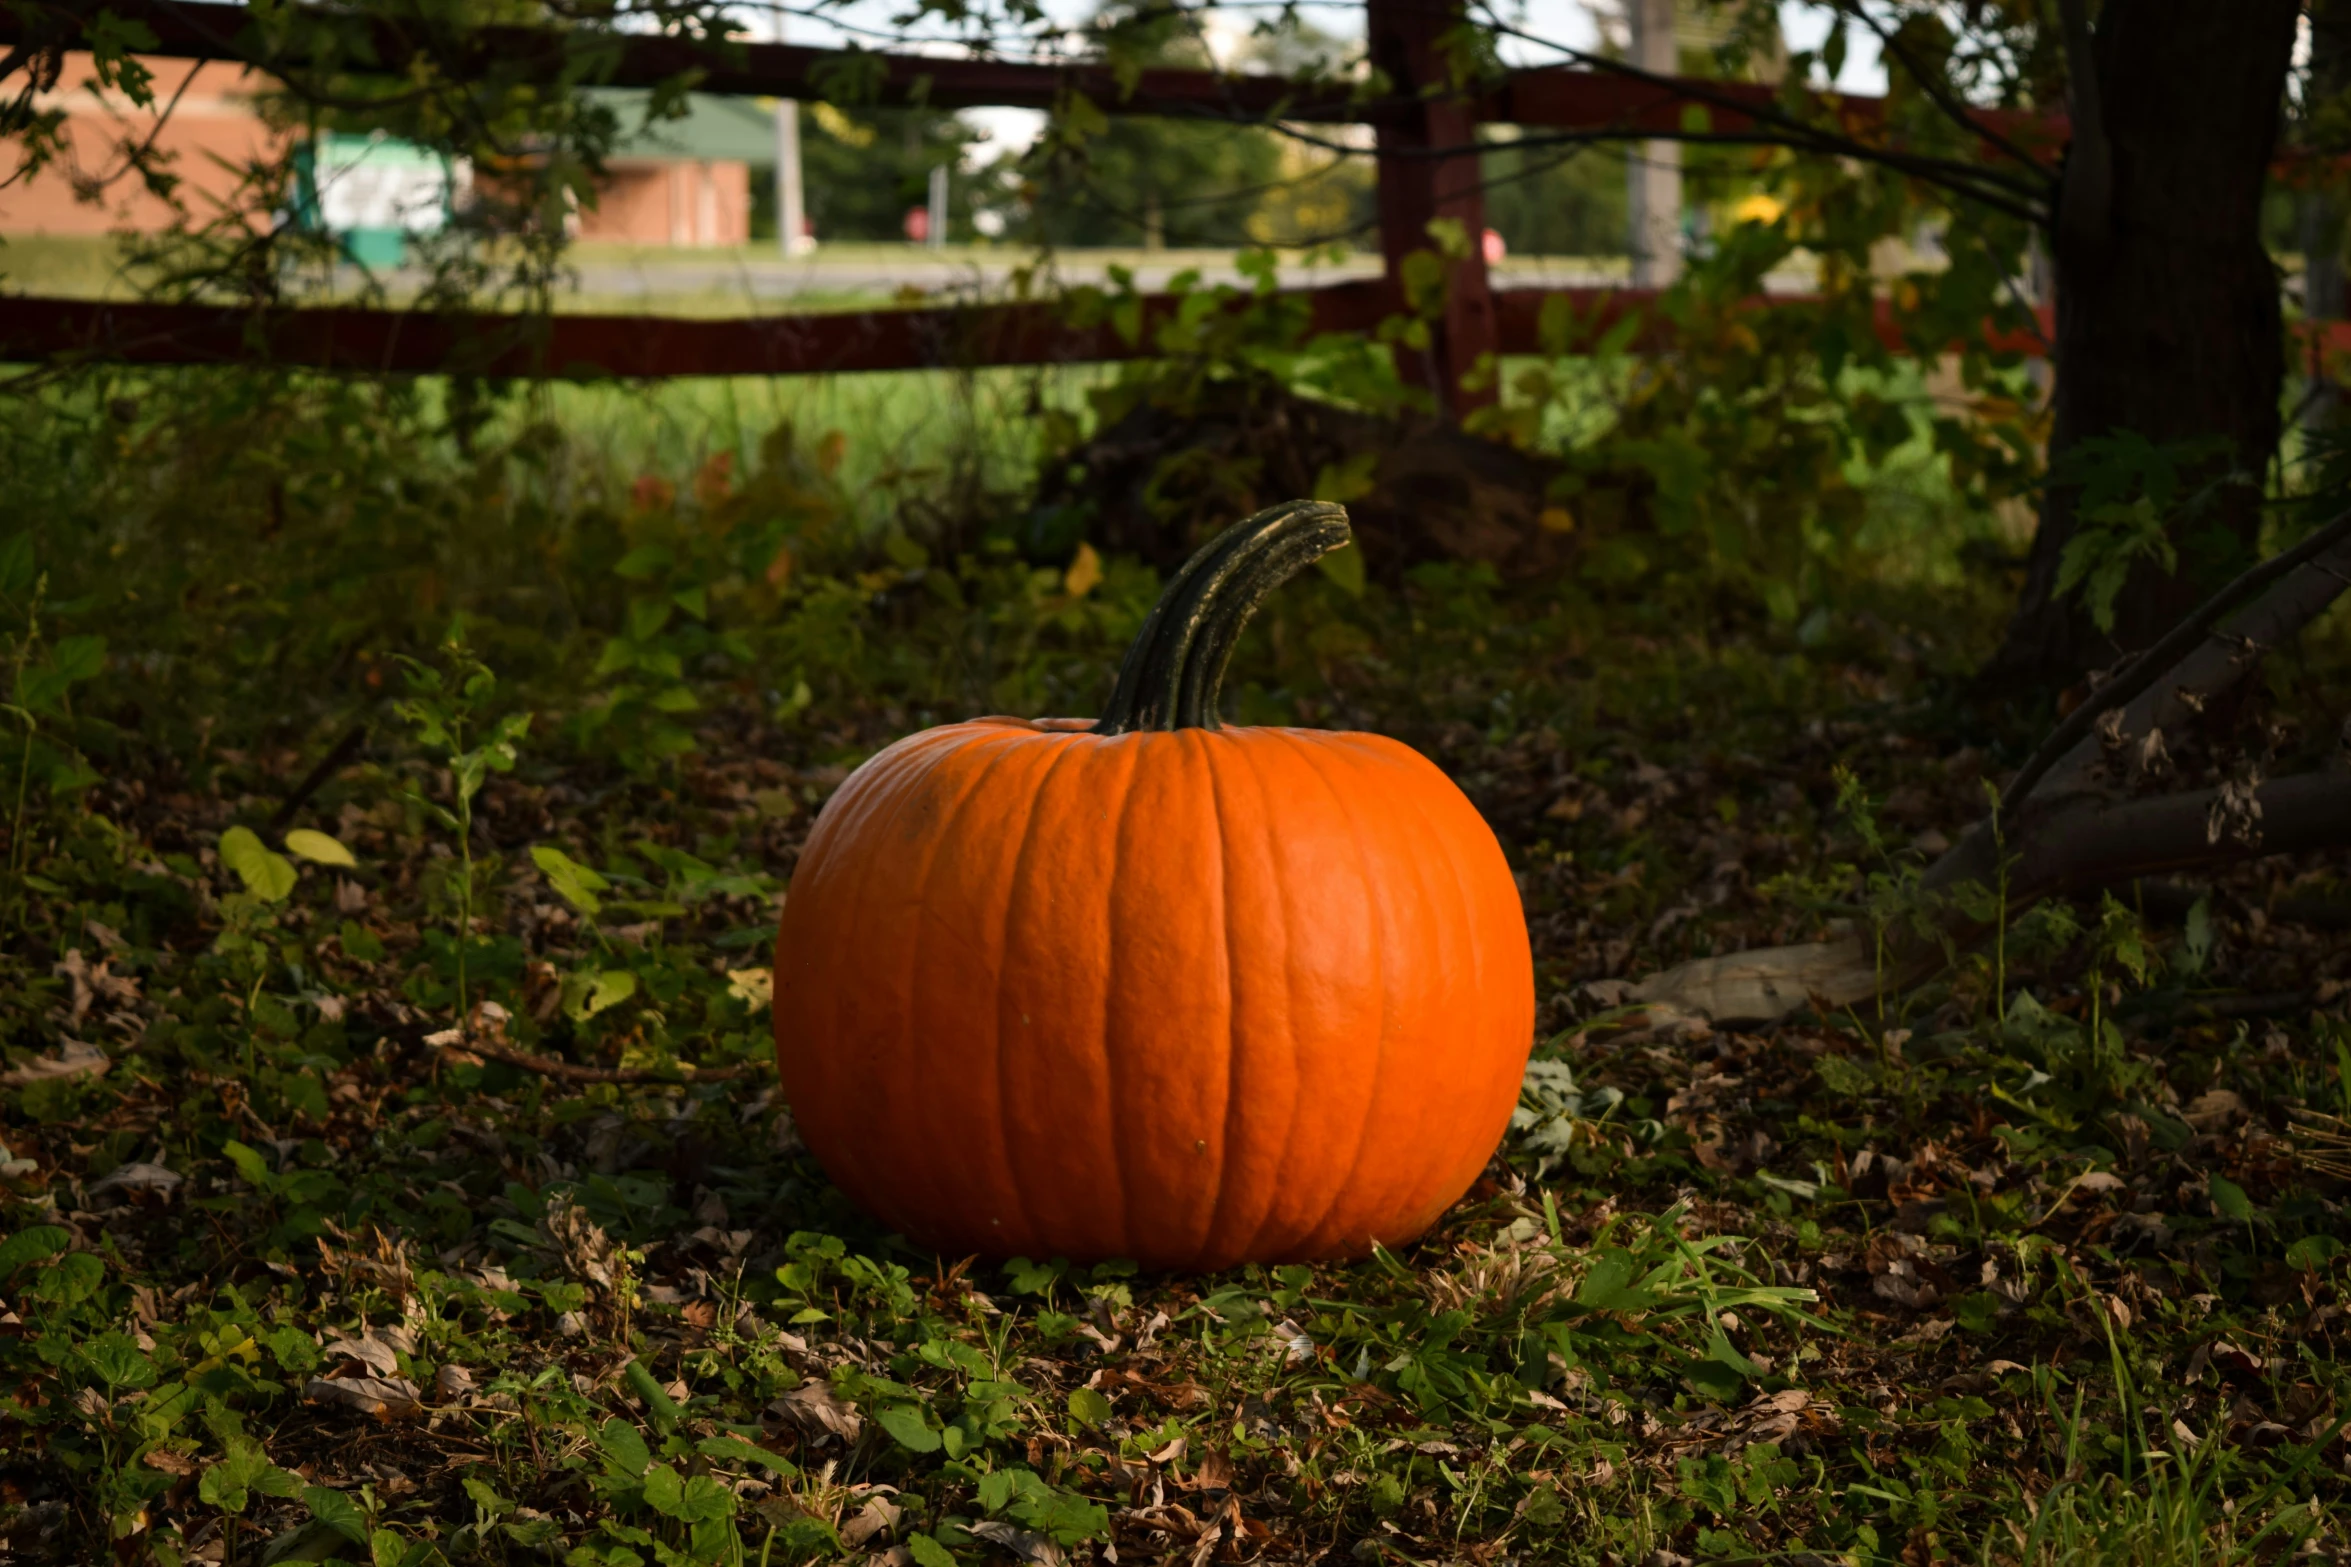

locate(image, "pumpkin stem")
[[1095, 500, 1353, 735]]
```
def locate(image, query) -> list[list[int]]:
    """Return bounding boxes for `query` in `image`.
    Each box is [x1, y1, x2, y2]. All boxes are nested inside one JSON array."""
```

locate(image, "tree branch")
[[1632, 513, 2351, 1026], [1999, 510, 2351, 812], [1635, 772, 2351, 1024], [1830, 1, 2053, 177]]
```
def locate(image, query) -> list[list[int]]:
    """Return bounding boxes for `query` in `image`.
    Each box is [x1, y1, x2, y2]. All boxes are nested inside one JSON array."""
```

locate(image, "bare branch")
[[1999, 510, 2351, 813], [1637, 772, 2351, 1023]]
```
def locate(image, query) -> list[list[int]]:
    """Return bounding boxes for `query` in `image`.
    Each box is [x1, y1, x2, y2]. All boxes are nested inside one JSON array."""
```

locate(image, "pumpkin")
[[773, 501, 1534, 1269]]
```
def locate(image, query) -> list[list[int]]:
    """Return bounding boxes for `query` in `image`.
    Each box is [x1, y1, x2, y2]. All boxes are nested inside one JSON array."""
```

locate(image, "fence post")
[[1366, 0, 1498, 420]]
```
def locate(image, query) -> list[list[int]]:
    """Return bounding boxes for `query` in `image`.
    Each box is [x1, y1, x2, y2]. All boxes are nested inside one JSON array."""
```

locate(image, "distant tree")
[[755, 103, 985, 245], [1000, 1, 1286, 250]]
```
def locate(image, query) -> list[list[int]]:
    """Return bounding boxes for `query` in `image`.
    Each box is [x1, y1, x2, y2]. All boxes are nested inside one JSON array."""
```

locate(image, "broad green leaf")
[[697, 1435, 795, 1474], [48, 635, 105, 683], [462, 1476, 512, 1519], [875, 1402, 941, 1453], [673, 1473, 735, 1524], [199, 1436, 300, 1514], [0, 1225, 69, 1277], [1067, 1387, 1113, 1428], [303, 1484, 368, 1544], [32, 1250, 104, 1306], [1314, 542, 1365, 597], [906, 1534, 958, 1567], [221, 1140, 274, 1191], [2209, 1175, 2255, 1222], [2287, 1234, 2343, 1270], [574, 968, 637, 1019], [530, 845, 608, 916], [219, 826, 297, 902], [596, 1417, 651, 1477], [80, 1332, 156, 1391], [265, 1325, 320, 1374], [640, 1462, 685, 1517], [283, 829, 357, 868]]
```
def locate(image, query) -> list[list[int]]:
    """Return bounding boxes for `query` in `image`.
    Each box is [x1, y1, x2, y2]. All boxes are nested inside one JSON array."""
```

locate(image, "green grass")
[[0, 361, 2345, 1567]]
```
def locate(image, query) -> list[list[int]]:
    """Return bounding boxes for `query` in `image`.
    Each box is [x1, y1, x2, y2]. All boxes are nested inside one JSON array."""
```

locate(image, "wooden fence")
[[0, 0, 2053, 409]]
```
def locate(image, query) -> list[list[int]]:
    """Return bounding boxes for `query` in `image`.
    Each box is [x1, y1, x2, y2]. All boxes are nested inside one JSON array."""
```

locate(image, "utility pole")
[[772, 12, 808, 255], [1626, 0, 1681, 288]]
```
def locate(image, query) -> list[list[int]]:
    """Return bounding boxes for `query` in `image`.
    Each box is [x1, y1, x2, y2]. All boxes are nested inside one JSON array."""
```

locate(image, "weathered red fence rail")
[[0, 0, 2061, 398], [0, 287, 2054, 379]]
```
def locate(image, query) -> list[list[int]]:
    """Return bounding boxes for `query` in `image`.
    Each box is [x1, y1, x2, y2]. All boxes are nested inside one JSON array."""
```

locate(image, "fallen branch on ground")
[[1635, 517, 2351, 1024]]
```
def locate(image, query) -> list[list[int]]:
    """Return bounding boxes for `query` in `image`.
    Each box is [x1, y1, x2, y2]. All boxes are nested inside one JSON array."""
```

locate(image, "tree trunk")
[[1987, 0, 2299, 686]]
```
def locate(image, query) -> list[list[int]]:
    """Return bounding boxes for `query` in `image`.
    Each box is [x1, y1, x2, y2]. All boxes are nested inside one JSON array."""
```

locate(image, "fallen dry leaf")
[[967, 1521, 1067, 1567], [303, 1374, 424, 1418], [769, 1381, 863, 1444], [319, 1337, 401, 1377], [3, 1040, 109, 1086]]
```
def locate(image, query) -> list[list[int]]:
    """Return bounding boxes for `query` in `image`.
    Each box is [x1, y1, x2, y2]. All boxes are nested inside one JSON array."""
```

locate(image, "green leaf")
[[1313, 541, 1366, 598], [199, 1436, 299, 1514], [2286, 1234, 2343, 1270], [219, 826, 298, 902], [1066, 1387, 1114, 1428], [48, 635, 106, 683], [2209, 1175, 2255, 1222], [564, 968, 638, 1021], [265, 1325, 321, 1375], [221, 1140, 275, 1191], [640, 1462, 685, 1518], [672, 1473, 735, 1524], [596, 1418, 652, 1477], [0, 1225, 70, 1277], [462, 1476, 513, 1520], [875, 1402, 941, 1453], [0, 532, 31, 599], [697, 1435, 796, 1474], [80, 1331, 157, 1391], [530, 845, 608, 916], [30, 1250, 104, 1306], [624, 1360, 682, 1429], [906, 1533, 959, 1567], [283, 829, 357, 868], [303, 1485, 368, 1544]]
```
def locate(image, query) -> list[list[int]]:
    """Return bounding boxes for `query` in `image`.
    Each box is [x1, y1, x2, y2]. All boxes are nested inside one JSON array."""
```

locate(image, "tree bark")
[[1987, 0, 2300, 686]]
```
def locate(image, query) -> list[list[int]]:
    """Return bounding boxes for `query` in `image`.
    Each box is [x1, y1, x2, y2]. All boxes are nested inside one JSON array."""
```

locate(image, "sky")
[[752, 1, 1888, 155]]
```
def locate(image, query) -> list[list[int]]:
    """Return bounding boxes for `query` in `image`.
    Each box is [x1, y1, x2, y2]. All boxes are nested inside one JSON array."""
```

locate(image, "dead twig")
[[427, 1032, 757, 1085]]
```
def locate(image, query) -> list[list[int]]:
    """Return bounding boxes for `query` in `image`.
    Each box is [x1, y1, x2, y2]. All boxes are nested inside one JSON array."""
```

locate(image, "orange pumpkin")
[[773, 501, 1534, 1269]]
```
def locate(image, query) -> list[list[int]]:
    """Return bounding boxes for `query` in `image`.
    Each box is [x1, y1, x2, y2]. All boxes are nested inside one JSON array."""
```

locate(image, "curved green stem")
[[1096, 500, 1353, 735]]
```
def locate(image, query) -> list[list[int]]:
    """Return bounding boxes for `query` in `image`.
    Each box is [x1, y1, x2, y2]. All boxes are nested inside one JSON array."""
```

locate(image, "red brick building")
[[1, 54, 756, 248]]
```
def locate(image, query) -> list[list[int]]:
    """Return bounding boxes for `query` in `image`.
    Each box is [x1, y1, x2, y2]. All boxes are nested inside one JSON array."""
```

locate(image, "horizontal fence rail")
[[0, 289, 2058, 379]]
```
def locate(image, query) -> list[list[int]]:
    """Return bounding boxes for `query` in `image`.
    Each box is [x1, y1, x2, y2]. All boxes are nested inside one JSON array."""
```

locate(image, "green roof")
[[588, 89, 778, 164]]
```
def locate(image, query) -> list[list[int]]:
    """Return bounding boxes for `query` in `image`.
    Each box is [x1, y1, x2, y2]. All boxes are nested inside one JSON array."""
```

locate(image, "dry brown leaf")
[[967, 1521, 1067, 1567], [319, 1337, 401, 1376], [769, 1381, 864, 1444], [4, 1040, 109, 1087], [88, 1162, 181, 1197], [839, 1496, 902, 1549], [303, 1374, 423, 1418]]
